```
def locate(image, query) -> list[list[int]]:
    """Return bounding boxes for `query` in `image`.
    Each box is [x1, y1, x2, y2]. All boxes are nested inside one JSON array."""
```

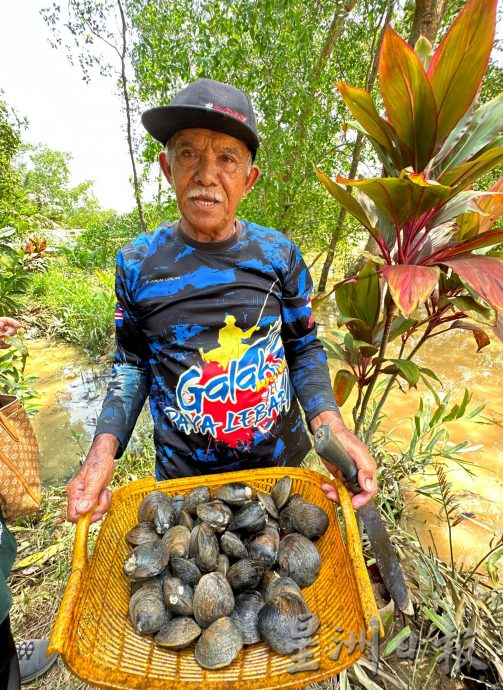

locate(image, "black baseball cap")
[[142, 78, 260, 159]]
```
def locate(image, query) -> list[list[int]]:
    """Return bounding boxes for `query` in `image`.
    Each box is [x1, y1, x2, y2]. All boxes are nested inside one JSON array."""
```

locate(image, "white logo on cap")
[[205, 102, 213, 109]]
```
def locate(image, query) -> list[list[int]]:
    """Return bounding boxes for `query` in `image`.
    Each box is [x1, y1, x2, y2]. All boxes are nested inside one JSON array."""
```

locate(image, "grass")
[[27, 260, 115, 357], [8, 422, 503, 690]]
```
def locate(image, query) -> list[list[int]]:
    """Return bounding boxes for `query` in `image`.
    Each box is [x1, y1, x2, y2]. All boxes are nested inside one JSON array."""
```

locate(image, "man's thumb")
[[76, 481, 102, 513]]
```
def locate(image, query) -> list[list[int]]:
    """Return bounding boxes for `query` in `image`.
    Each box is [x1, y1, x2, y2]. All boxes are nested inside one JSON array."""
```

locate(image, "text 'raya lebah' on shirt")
[[95, 220, 339, 479]]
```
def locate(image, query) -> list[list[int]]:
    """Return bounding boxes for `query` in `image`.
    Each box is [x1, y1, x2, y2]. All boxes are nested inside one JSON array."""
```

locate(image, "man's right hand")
[[67, 434, 120, 523]]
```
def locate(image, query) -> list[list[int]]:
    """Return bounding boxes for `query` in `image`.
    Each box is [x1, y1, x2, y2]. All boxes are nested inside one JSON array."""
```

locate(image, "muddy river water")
[[24, 306, 502, 573]]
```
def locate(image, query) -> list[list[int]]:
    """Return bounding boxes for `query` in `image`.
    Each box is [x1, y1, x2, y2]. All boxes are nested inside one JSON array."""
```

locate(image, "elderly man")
[[67, 79, 377, 524]]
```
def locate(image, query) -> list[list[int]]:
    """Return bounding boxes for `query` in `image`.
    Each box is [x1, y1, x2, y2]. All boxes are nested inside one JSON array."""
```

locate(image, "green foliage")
[[0, 339, 39, 409], [29, 261, 115, 355], [0, 95, 27, 229]]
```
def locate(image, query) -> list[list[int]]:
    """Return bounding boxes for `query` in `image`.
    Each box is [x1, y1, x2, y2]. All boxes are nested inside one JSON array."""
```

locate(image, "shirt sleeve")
[[280, 243, 339, 425], [94, 249, 150, 458]]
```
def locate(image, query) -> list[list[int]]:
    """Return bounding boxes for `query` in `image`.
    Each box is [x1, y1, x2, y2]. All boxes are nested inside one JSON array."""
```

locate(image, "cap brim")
[[142, 105, 259, 155]]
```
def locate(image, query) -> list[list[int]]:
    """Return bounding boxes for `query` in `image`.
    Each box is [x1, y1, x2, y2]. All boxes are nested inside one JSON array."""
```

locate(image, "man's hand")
[[310, 410, 377, 510], [0, 317, 21, 349], [67, 434, 119, 523]]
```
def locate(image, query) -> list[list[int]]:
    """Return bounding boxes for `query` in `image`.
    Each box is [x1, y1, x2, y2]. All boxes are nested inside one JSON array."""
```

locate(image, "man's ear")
[[159, 151, 174, 187], [244, 165, 261, 195]]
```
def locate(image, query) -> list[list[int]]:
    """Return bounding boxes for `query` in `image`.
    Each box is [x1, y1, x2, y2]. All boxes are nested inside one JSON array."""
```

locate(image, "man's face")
[[159, 128, 260, 240]]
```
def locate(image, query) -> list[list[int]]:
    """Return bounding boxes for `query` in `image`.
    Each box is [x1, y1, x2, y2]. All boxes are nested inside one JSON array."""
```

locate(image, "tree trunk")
[[318, 0, 394, 291], [117, 0, 147, 232], [408, 0, 448, 45]]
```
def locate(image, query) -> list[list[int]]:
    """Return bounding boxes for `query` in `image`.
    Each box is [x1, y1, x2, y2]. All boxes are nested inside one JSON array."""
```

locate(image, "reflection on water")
[[24, 339, 109, 484], [317, 298, 503, 574]]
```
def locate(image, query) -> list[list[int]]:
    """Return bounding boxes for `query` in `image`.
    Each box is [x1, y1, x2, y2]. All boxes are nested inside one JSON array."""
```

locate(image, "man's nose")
[[193, 155, 219, 185]]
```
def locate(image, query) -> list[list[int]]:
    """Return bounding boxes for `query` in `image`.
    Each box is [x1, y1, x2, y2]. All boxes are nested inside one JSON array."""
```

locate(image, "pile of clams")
[[124, 476, 329, 670]]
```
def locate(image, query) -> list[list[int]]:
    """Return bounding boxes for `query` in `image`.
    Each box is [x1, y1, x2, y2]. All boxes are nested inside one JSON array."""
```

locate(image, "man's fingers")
[[321, 482, 340, 504], [90, 488, 112, 523]]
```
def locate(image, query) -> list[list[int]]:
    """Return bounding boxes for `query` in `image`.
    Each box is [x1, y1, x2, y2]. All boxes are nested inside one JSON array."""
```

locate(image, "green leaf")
[[419, 372, 442, 405], [336, 82, 403, 167], [440, 146, 503, 191], [336, 173, 451, 229], [421, 607, 452, 634], [382, 264, 440, 318], [379, 26, 437, 171], [333, 369, 358, 406], [337, 315, 373, 344], [315, 168, 378, 237], [478, 177, 503, 233], [452, 296, 495, 325], [383, 626, 412, 657], [335, 262, 381, 328], [415, 36, 433, 70], [485, 546, 503, 583], [427, 0, 498, 144], [384, 358, 420, 386], [387, 314, 418, 342]]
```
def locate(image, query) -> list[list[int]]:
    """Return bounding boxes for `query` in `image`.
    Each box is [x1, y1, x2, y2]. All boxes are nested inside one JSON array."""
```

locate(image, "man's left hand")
[[310, 410, 377, 510]]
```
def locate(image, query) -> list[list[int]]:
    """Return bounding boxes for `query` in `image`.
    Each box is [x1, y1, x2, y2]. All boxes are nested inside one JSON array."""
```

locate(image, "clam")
[[230, 591, 265, 645], [271, 475, 292, 510], [290, 502, 329, 541], [214, 482, 254, 506], [279, 494, 304, 534], [226, 558, 266, 592], [170, 557, 202, 587], [193, 572, 235, 628], [217, 553, 230, 577], [124, 541, 170, 581], [138, 491, 176, 535], [228, 502, 266, 534], [171, 494, 185, 520], [194, 522, 219, 573], [178, 509, 194, 531], [130, 576, 163, 596], [188, 524, 200, 558], [194, 616, 243, 670], [162, 525, 191, 559], [184, 486, 211, 517], [260, 569, 280, 596], [162, 576, 194, 616], [220, 531, 248, 560], [258, 592, 320, 654], [125, 521, 161, 548], [196, 500, 233, 532], [264, 576, 304, 603], [277, 533, 321, 587], [129, 585, 169, 635], [246, 524, 279, 568], [256, 491, 279, 520], [155, 616, 202, 650]]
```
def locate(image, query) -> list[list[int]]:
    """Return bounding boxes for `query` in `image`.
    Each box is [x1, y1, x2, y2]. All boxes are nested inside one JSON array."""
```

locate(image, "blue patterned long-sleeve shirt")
[[95, 220, 338, 479]]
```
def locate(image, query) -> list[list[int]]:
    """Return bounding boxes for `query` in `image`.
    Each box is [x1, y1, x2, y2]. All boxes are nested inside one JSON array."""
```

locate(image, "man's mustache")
[[186, 187, 224, 202]]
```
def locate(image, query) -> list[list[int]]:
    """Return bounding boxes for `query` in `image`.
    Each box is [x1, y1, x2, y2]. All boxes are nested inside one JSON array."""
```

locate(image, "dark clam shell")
[[193, 572, 235, 628], [279, 494, 304, 534], [256, 491, 279, 520], [194, 522, 219, 573], [226, 558, 266, 592], [170, 557, 202, 587], [138, 491, 176, 535], [220, 531, 248, 560], [214, 482, 254, 506], [194, 616, 243, 670], [188, 524, 200, 558], [129, 585, 169, 635], [264, 576, 304, 603], [228, 502, 266, 534], [217, 553, 230, 577], [184, 486, 211, 517], [125, 522, 161, 548], [277, 533, 321, 587], [162, 576, 194, 616], [196, 500, 233, 532], [155, 616, 201, 650], [230, 590, 265, 645], [246, 524, 279, 568], [178, 509, 194, 531], [124, 541, 170, 581], [290, 502, 329, 541], [259, 569, 280, 597], [162, 525, 191, 558], [271, 476, 292, 510], [171, 494, 186, 520], [257, 592, 319, 654]]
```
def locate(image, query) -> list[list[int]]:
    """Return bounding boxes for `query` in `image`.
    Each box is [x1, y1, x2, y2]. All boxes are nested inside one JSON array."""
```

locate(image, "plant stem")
[[354, 302, 396, 437]]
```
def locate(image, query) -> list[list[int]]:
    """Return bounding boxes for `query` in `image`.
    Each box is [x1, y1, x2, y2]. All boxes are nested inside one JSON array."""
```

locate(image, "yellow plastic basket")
[[49, 466, 380, 690]]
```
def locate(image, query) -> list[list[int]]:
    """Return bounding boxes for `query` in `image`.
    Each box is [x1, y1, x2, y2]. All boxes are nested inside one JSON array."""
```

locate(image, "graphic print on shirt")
[[163, 315, 291, 449]]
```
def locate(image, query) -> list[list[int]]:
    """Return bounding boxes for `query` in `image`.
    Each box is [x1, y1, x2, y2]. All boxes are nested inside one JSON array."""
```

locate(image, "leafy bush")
[[29, 261, 115, 356]]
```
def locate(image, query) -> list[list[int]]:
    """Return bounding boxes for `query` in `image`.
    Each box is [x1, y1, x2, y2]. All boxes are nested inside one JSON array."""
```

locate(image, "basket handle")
[[48, 509, 93, 655], [334, 478, 382, 634]]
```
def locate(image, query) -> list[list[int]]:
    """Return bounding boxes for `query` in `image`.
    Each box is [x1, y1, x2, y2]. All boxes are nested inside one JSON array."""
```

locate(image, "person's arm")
[[280, 244, 377, 509], [67, 249, 149, 523]]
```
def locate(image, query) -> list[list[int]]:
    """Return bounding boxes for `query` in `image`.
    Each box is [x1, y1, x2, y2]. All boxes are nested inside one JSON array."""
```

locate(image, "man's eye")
[[221, 155, 236, 163]]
